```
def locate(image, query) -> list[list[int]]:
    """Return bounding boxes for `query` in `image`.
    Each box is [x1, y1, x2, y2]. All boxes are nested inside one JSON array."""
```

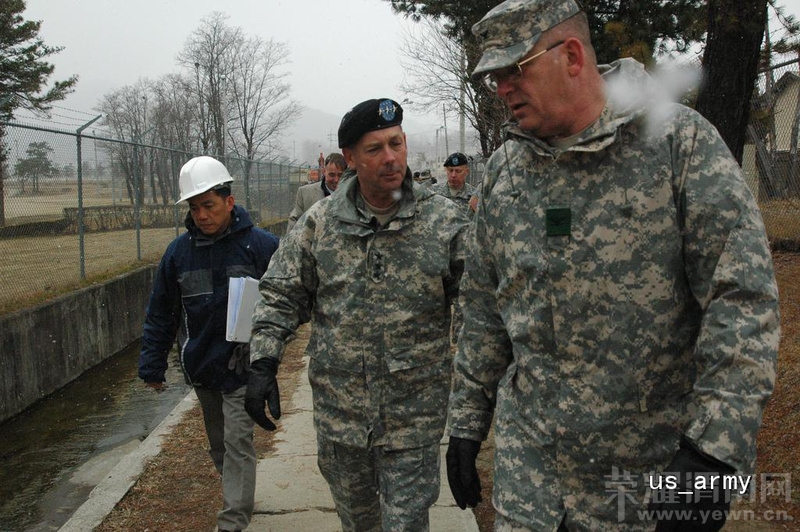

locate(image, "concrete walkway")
[[60, 355, 480, 532], [250, 356, 480, 531]]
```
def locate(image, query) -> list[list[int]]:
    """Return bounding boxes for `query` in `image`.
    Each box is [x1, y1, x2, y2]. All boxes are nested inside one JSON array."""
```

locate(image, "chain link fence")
[[0, 121, 312, 313], [743, 59, 800, 248], [3, 66, 800, 314]]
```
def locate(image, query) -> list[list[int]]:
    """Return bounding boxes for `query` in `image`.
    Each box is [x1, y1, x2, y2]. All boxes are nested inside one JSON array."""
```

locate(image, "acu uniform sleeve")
[[448, 158, 515, 442], [250, 217, 317, 364], [675, 113, 780, 473], [443, 208, 470, 308]]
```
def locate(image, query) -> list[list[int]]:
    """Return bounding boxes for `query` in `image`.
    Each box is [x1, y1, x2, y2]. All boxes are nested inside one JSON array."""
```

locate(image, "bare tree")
[[177, 12, 241, 159], [227, 35, 301, 209], [96, 81, 150, 205], [148, 74, 197, 203], [398, 19, 508, 158]]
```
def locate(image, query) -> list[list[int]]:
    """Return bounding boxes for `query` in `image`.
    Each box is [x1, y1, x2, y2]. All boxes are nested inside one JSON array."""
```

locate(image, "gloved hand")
[[650, 438, 736, 532], [244, 357, 281, 431], [228, 343, 251, 375], [446, 436, 483, 510]]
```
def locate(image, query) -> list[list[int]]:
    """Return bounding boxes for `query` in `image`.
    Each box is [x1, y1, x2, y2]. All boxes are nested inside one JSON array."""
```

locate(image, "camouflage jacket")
[[251, 172, 469, 450], [430, 180, 476, 218], [447, 59, 780, 529]]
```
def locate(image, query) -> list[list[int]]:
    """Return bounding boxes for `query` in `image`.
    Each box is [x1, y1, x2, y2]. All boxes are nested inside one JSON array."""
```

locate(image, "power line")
[[51, 104, 101, 117]]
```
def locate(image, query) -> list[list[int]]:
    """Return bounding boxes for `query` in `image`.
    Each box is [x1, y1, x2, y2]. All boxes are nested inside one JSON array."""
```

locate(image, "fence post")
[[132, 128, 154, 261], [132, 141, 141, 260], [76, 115, 102, 280]]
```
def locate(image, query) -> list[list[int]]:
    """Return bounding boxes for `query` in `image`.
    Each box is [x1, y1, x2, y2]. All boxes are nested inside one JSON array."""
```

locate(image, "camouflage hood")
[[504, 58, 656, 152], [328, 166, 435, 229]]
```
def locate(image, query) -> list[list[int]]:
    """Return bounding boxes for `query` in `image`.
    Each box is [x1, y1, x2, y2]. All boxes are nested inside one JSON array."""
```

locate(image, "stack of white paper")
[[226, 276, 261, 342]]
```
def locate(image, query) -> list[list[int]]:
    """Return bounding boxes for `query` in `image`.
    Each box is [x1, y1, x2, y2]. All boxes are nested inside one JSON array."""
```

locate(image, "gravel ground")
[[94, 326, 309, 532]]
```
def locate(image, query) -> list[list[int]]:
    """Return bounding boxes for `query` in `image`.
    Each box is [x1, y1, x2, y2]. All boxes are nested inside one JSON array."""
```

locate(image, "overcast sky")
[[23, 0, 430, 115], [22, 0, 446, 159], [19, 0, 800, 161]]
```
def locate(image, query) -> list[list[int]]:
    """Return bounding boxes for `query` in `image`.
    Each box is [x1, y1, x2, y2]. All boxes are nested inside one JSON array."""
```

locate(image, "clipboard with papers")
[[226, 276, 261, 342]]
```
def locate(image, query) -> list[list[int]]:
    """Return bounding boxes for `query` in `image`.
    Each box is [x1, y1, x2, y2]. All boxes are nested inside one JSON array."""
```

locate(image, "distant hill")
[[282, 107, 342, 165], [282, 105, 454, 169]]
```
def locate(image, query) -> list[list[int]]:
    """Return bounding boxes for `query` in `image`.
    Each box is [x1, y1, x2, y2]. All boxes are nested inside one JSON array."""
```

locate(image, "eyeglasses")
[[482, 40, 566, 92]]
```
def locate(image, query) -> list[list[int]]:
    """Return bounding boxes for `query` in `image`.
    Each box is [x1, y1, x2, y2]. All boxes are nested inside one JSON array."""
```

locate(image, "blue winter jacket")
[[139, 204, 280, 392]]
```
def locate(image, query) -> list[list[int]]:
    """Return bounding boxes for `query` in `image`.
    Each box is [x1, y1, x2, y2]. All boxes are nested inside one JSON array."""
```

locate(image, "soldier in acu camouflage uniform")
[[430, 152, 477, 219], [445, 1, 780, 531], [245, 98, 470, 532], [431, 152, 479, 341]]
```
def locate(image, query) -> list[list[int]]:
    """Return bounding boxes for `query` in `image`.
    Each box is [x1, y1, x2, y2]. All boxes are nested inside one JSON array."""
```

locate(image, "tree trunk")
[[695, 0, 767, 164]]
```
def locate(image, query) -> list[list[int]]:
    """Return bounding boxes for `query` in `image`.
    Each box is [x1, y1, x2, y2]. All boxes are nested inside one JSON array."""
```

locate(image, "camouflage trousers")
[[496, 512, 570, 531], [317, 436, 440, 531]]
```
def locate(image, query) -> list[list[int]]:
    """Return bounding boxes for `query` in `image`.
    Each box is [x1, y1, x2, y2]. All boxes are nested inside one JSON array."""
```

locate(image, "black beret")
[[443, 152, 469, 167], [338, 98, 403, 149]]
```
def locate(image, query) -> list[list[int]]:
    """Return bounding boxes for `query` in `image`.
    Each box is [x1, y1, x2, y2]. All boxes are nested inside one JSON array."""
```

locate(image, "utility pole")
[[459, 49, 467, 153], [442, 103, 449, 155]]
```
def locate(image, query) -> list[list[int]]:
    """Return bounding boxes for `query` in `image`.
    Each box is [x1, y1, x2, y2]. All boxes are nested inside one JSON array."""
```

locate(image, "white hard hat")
[[176, 156, 234, 203]]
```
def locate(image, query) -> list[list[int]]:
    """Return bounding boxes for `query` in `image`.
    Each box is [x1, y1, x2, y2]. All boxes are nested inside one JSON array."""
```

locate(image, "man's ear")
[[343, 147, 355, 168], [226, 195, 235, 212], [564, 37, 585, 76]]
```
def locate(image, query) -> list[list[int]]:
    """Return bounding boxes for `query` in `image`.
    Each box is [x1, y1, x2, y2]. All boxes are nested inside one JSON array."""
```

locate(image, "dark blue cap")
[[338, 98, 403, 149], [443, 152, 469, 167]]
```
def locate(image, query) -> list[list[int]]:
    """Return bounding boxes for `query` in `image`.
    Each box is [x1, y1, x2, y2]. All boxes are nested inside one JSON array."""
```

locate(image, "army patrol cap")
[[338, 98, 404, 148], [443, 152, 469, 167], [471, 0, 582, 78]]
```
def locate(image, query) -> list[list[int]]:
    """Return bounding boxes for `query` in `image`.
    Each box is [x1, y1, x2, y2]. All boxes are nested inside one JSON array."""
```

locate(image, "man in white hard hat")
[[139, 155, 280, 532]]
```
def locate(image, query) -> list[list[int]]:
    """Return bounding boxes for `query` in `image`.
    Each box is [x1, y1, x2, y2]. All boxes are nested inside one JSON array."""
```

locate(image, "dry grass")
[[1, 182, 180, 315], [0, 184, 286, 316], [95, 325, 310, 532], [0, 227, 178, 315]]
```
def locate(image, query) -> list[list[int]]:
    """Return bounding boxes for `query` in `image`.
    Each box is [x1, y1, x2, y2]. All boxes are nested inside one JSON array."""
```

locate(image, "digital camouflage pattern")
[[447, 59, 780, 530], [429, 180, 477, 217], [251, 171, 469, 451], [471, 0, 582, 77], [317, 437, 440, 531]]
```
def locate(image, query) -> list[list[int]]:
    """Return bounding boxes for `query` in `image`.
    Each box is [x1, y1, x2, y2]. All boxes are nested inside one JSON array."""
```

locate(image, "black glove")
[[651, 438, 736, 532], [446, 436, 483, 510], [244, 357, 281, 431], [228, 343, 251, 375]]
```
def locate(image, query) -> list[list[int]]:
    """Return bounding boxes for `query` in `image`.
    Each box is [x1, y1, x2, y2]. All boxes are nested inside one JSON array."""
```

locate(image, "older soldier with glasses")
[[445, 0, 780, 531]]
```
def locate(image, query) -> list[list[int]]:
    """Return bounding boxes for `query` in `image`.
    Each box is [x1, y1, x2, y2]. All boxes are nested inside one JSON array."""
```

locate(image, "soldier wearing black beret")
[[248, 96, 471, 531], [337, 98, 404, 149], [431, 151, 476, 218]]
